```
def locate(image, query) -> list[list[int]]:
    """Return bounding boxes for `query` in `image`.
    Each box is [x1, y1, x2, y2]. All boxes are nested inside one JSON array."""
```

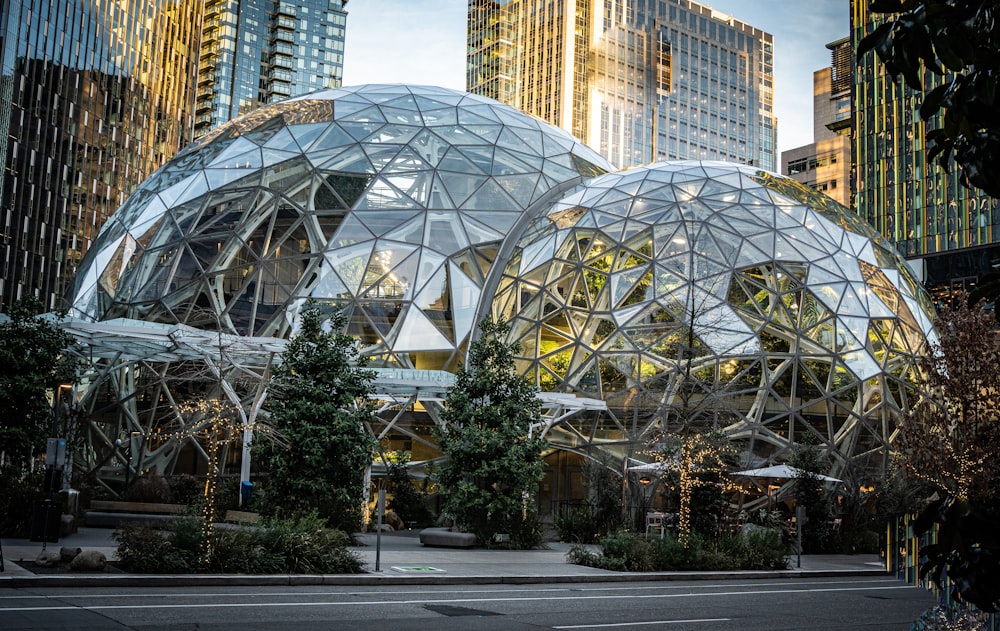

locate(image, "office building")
[[195, 0, 348, 138], [467, 0, 776, 170], [0, 0, 350, 311], [852, 1, 1000, 298], [0, 0, 202, 310], [781, 38, 851, 207]]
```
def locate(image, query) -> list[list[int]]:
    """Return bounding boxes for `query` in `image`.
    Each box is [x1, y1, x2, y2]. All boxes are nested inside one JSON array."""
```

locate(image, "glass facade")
[[71, 85, 613, 371], [852, 1, 1000, 297], [0, 0, 202, 310], [467, 0, 776, 171], [493, 161, 935, 473], [195, 0, 349, 139], [69, 85, 935, 485]]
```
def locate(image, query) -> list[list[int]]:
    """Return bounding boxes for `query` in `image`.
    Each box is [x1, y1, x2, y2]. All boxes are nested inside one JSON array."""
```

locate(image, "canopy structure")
[[55, 316, 605, 488], [732, 464, 842, 484]]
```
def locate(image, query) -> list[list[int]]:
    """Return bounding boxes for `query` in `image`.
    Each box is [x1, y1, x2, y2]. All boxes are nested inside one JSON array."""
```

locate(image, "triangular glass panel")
[[393, 308, 454, 351], [425, 211, 470, 253], [440, 171, 488, 207], [381, 214, 427, 246], [409, 129, 451, 168], [323, 242, 374, 294]]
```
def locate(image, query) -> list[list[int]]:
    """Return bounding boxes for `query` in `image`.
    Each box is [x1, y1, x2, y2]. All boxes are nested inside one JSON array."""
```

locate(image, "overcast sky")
[[342, 0, 849, 158]]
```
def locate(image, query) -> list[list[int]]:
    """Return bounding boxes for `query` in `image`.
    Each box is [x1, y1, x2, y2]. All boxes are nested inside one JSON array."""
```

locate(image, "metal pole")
[[375, 489, 385, 572], [796, 505, 805, 568]]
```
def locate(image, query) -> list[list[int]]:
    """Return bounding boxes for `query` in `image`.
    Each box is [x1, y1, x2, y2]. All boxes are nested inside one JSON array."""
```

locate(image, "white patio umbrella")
[[731, 464, 841, 484], [627, 461, 670, 474]]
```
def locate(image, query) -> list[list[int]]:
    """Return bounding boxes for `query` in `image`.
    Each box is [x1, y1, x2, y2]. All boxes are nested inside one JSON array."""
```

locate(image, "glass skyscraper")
[[195, 0, 348, 138], [467, 0, 776, 171], [0, 0, 350, 311], [852, 1, 1000, 299], [0, 0, 202, 310]]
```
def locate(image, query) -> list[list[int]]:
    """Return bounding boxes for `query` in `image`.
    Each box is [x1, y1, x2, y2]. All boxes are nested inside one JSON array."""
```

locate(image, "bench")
[[418, 527, 477, 548], [224, 510, 261, 524], [84, 500, 189, 528]]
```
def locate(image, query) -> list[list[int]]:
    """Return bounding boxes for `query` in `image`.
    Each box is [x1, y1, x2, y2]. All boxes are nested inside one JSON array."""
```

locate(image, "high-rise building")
[[781, 38, 851, 208], [852, 1, 1000, 299], [0, 0, 351, 311], [467, 0, 776, 171], [0, 0, 203, 311], [195, 0, 348, 138]]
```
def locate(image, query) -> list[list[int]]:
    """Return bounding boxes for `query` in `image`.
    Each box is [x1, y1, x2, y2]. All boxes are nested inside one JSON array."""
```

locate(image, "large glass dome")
[[491, 161, 936, 471], [71, 84, 612, 369]]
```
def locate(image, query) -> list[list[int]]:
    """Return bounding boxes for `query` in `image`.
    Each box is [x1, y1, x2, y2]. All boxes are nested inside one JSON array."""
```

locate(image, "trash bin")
[[29, 499, 62, 543], [240, 481, 253, 508]]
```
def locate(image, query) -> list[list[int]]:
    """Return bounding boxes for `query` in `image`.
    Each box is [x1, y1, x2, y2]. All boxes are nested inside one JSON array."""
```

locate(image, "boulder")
[[60, 546, 82, 562], [34, 550, 62, 567], [70, 550, 107, 572]]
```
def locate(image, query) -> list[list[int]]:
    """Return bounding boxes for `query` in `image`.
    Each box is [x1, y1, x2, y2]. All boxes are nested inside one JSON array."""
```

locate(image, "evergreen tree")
[[435, 317, 548, 548], [255, 301, 375, 533], [0, 297, 81, 468]]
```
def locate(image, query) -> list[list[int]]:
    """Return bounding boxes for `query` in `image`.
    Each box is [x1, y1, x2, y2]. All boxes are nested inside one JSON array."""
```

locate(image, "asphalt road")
[[1, 575, 937, 630]]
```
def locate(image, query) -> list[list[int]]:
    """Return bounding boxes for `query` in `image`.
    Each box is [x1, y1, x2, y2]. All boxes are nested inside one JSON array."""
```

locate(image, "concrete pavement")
[[0, 527, 889, 588]]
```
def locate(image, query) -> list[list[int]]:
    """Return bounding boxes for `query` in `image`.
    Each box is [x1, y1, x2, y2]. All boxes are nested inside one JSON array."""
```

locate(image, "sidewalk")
[[0, 527, 889, 588]]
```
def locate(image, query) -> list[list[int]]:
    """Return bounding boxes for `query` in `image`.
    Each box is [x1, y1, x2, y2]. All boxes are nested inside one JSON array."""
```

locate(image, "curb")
[[0, 567, 889, 588]]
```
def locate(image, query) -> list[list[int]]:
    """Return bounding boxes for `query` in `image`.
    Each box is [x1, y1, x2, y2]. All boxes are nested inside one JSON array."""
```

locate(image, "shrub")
[[124, 474, 171, 503], [567, 527, 789, 572], [556, 507, 599, 543], [261, 512, 363, 574], [167, 474, 203, 505], [0, 466, 43, 537], [113, 521, 200, 573], [208, 527, 284, 574], [113, 512, 363, 574]]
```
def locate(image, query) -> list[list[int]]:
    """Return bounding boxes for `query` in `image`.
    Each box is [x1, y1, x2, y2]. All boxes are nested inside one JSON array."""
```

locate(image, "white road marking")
[[555, 619, 730, 628], [0, 584, 917, 612], [0, 578, 901, 600]]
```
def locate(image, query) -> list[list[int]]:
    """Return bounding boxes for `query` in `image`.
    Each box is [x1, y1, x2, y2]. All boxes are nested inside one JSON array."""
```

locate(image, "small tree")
[[255, 301, 375, 533], [435, 317, 548, 548], [0, 297, 81, 468], [385, 451, 432, 528], [896, 293, 1000, 613], [653, 431, 734, 545], [790, 442, 836, 553]]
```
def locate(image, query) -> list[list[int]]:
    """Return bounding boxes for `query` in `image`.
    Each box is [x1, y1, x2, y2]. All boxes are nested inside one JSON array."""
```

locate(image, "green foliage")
[[568, 528, 789, 572], [0, 297, 82, 467], [167, 474, 204, 505], [113, 512, 363, 574], [857, 0, 1000, 197], [790, 442, 837, 553], [114, 519, 201, 573], [556, 507, 602, 544], [385, 453, 432, 528], [435, 317, 548, 548], [124, 474, 172, 503], [0, 466, 44, 537], [255, 301, 376, 533]]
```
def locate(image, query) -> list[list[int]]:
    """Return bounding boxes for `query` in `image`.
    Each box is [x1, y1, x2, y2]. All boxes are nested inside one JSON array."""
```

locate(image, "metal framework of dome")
[[62, 83, 935, 495], [491, 161, 935, 473], [72, 84, 611, 371]]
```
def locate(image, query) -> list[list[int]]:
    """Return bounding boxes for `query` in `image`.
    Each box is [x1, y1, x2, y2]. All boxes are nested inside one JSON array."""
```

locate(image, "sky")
[[342, 0, 849, 158]]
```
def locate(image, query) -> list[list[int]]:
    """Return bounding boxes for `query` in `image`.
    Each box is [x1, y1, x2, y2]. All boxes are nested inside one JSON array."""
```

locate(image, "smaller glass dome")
[[492, 161, 936, 470]]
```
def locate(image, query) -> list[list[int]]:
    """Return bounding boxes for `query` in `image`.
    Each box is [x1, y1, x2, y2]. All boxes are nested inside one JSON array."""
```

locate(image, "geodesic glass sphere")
[[70, 85, 611, 369], [492, 161, 936, 469]]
